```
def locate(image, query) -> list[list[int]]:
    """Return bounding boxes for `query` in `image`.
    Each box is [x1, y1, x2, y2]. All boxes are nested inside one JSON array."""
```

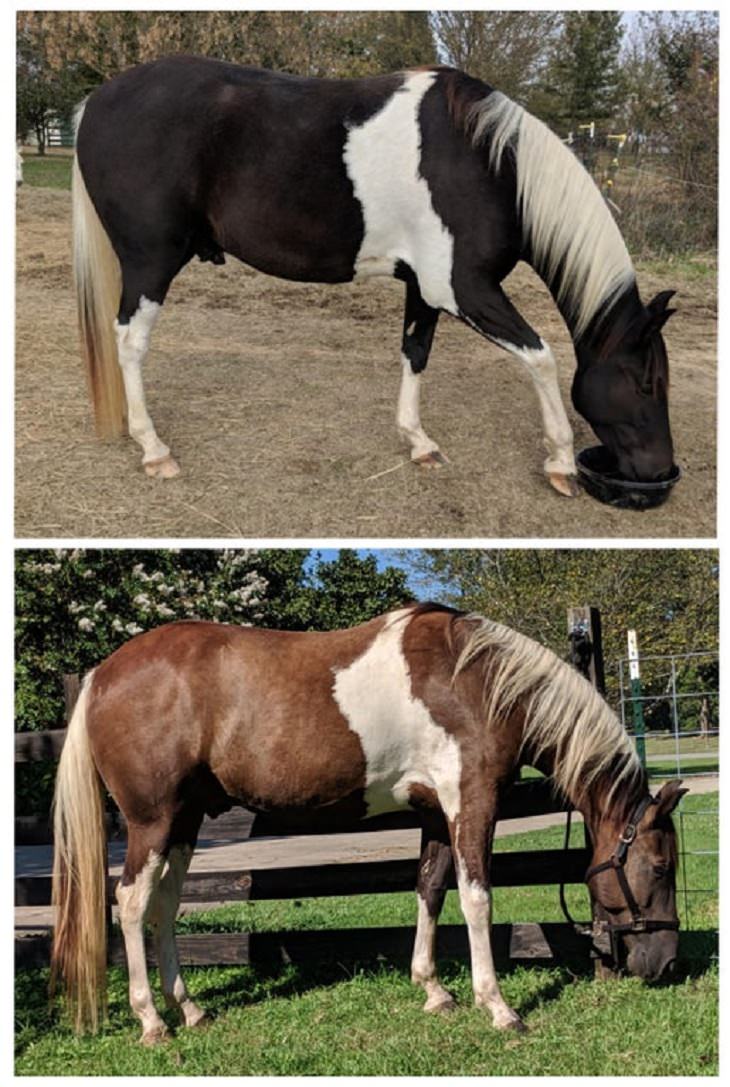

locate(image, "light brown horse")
[[51, 603, 686, 1043]]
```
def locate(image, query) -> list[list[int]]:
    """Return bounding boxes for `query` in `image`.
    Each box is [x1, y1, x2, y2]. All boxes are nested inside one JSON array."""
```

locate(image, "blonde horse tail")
[[50, 672, 108, 1033], [73, 101, 125, 438]]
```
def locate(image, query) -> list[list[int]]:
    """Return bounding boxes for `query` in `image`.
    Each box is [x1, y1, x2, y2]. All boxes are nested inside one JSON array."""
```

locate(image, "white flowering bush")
[[15, 549, 269, 733]]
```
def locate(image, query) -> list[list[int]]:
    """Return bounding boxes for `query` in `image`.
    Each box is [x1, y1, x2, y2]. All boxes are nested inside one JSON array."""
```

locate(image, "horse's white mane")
[[467, 91, 636, 339], [453, 614, 642, 806]]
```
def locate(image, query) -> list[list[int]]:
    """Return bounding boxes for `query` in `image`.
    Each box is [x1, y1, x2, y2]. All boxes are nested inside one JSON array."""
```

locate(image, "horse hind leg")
[[147, 841, 207, 1031], [115, 268, 180, 479], [115, 831, 169, 1045], [411, 823, 455, 1013]]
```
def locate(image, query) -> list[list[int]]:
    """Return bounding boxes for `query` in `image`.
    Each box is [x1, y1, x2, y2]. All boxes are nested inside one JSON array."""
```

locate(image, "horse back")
[[76, 56, 404, 282], [84, 609, 479, 826]]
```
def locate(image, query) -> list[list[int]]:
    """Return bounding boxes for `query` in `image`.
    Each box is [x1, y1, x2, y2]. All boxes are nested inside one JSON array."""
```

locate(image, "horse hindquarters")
[[74, 122, 185, 478]]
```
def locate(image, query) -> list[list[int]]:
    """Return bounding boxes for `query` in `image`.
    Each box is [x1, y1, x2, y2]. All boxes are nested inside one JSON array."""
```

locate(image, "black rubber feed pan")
[[576, 446, 681, 510]]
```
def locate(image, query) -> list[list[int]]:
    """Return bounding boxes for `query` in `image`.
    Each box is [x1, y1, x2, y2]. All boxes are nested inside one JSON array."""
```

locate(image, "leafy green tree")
[[543, 11, 624, 128], [16, 13, 91, 148], [403, 549, 718, 681], [303, 550, 411, 630], [432, 10, 560, 104]]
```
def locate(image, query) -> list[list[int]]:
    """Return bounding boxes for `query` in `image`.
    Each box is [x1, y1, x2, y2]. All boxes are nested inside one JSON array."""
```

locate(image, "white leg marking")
[[455, 858, 523, 1029], [397, 354, 442, 462], [495, 338, 576, 476], [411, 893, 455, 1012], [114, 296, 178, 473], [116, 850, 168, 1042], [148, 845, 206, 1029], [343, 72, 458, 314], [332, 610, 462, 822]]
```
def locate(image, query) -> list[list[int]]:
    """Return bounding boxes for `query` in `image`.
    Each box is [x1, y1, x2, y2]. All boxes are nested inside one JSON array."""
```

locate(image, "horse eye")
[[653, 864, 668, 878]]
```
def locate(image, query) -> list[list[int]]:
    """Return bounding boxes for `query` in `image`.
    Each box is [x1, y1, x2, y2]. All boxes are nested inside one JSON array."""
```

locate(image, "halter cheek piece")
[[584, 794, 679, 965]]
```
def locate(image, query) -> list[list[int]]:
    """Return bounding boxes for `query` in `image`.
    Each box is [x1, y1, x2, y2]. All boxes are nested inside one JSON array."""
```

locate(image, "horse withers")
[[73, 57, 677, 500], [51, 604, 686, 1042]]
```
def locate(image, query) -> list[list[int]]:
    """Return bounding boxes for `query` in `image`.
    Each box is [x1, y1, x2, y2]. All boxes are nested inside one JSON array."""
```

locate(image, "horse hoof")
[[424, 994, 456, 1014], [548, 472, 581, 498], [500, 1015, 528, 1033], [144, 454, 180, 479], [140, 1026, 169, 1046], [185, 1009, 209, 1031], [414, 450, 448, 469]]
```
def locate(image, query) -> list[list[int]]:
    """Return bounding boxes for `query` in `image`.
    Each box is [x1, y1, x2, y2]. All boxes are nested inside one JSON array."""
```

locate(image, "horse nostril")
[[664, 958, 677, 977]]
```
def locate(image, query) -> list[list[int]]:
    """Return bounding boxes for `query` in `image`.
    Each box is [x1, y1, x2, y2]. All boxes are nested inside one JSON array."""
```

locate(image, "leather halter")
[[584, 794, 679, 965]]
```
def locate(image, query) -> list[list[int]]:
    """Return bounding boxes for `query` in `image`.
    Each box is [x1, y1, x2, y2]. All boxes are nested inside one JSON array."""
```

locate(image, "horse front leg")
[[458, 284, 579, 497], [411, 821, 455, 1012], [397, 274, 446, 467], [450, 809, 526, 1031]]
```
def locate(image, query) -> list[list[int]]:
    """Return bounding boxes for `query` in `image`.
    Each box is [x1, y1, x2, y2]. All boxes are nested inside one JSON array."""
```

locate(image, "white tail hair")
[[73, 102, 125, 438], [51, 672, 108, 1033], [467, 91, 636, 339], [454, 615, 642, 806]]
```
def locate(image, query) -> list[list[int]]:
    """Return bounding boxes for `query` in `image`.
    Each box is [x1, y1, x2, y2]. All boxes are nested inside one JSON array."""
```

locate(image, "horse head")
[[572, 290, 677, 483], [587, 778, 688, 980]]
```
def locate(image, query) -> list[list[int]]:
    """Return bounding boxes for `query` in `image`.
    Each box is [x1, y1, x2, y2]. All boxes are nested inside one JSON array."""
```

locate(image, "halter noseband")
[[584, 794, 679, 966]]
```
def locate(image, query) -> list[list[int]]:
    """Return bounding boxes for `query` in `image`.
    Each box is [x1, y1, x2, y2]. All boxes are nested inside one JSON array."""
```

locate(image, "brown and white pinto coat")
[[51, 604, 685, 1042]]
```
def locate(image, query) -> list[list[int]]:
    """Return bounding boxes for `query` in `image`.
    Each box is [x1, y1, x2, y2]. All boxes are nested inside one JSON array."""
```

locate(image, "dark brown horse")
[[74, 57, 677, 497], [52, 604, 686, 1042]]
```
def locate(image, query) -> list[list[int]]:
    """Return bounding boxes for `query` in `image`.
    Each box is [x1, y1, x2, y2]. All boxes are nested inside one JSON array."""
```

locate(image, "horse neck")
[[574, 766, 648, 845], [538, 272, 645, 363], [574, 283, 646, 364]]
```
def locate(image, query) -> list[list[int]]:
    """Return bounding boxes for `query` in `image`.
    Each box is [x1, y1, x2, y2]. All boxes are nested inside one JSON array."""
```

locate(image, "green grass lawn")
[[15, 794, 717, 1076], [19, 152, 73, 191]]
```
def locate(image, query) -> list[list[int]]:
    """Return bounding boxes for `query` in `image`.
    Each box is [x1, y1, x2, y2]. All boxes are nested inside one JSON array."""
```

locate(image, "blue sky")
[[304, 548, 438, 595]]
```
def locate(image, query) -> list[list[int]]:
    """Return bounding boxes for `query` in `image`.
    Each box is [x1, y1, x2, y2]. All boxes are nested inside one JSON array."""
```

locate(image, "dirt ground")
[[15, 186, 716, 539]]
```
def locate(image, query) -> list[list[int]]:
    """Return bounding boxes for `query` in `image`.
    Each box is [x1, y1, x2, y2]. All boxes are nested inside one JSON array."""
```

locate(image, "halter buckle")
[[619, 822, 637, 844]]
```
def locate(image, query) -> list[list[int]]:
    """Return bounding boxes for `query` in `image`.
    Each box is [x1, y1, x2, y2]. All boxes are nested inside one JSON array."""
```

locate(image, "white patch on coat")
[[492, 337, 576, 475], [114, 296, 171, 465], [343, 71, 458, 314], [332, 609, 462, 820]]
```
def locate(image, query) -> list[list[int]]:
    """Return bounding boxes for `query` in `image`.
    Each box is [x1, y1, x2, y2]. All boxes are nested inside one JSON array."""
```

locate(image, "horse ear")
[[647, 290, 676, 314], [652, 779, 689, 818], [646, 291, 677, 333]]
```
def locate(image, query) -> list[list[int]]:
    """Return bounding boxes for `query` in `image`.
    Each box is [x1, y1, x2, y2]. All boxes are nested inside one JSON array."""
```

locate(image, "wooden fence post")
[[566, 606, 617, 979], [62, 673, 80, 723]]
